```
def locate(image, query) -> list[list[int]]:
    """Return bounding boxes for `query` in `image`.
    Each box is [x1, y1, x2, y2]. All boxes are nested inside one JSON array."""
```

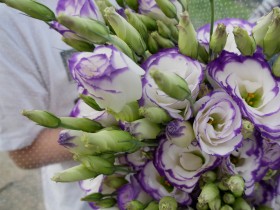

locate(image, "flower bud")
[[223, 193, 235, 205], [227, 175, 245, 197], [241, 119, 255, 139], [217, 178, 229, 191], [103, 175, 128, 189], [81, 192, 103, 202], [208, 197, 221, 210], [157, 20, 172, 38], [168, 23, 179, 43], [74, 155, 115, 175], [104, 7, 146, 55], [232, 198, 251, 210], [82, 130, 142, 154], [58, 130, 94, 155], [22, 110, 60, 128], [57, 14, 110, 44], [210, 23, 227, 54], [94, 198, 117, 208], [126, 200, 145, 210], [201, 171, 217, 183], [272, 55, 280, 77], [125, 9, 148, 41], [110, 102, 140, 122], [2, 0, 55, 22], [178, 11, 199, 59], [198, 183, 220, 205], [62, 37, 94, 52], [166, 120, 195, 147], [122, 118, 161, 140], [51, 164, 97, 182], [136, 14, 157, 31], [151, 31, 175, 49], [144, 201, 159, 210], [79, 94, 103, 111], [125, 0, 139, 11], [196, 202, 209, 210], [220, 205, 233, 210], [155, 0, 177, 19], [149, 68, 191, 101], [159, 196, 178, 210], [60, 117, 103, 133], [139, 107, 171, 124], [233, 26, 256, 56], [147, 34, 159, 54]]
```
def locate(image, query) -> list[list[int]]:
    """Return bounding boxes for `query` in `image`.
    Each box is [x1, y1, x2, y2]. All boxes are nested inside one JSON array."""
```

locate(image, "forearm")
[[9, 128, 73, 169]]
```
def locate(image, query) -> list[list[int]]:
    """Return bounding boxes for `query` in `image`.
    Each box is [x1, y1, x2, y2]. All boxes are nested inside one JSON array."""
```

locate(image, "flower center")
[[158, 176, 174, 193]]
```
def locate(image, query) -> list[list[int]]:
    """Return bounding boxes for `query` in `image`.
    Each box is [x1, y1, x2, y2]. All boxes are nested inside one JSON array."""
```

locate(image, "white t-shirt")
[[0, 1, 92, 210]]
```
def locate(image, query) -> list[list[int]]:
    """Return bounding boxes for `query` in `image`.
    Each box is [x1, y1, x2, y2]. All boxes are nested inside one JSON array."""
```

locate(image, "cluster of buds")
[[197, 172, 251, 210]]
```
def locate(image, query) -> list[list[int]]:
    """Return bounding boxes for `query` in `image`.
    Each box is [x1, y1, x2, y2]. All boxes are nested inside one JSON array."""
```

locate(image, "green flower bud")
[[263, 9, 280, 58], [217, 178, 229, 191], [220, 205, 233, 210], [125, 9, 148, 41], [201, 171, 217, 183], [155, 0, 177, 19], [110, 101, 140, 122], [178, 11, 199, 59], [147, 34, 159, 54], [57, 14, 110, 44], [168, 23, 179, 43], [81, 192, 103, 202], [139, 107, 171, 124], [79, 94, 103, 111], [22, 110, 60, 128], [227, 175, 245, 197], [223, 193, 235, 205], [157, 20, 172, 38], [151, 31, 175, 49], [51, 164, 97, 182], [104, 7, 146, 55], [82, 130, 142, 154], [208, 197, 221, 210], [196, 202, 209, 210], [198, 183, 220, 205], [233, 26, 256, 56], [62, 37, 94, 52], [232, 198, 252, 210], [95, 0, 113, 24], [94, 198, 116, 208], [125, 0, 139, 11], [136, 14, 157, 31], [103, 175, 128, 189], [144, 201, 159, 210], [149, 68, 191, 101], [272, 55, 280, 77], [123, 118, 162, 140], [2, 0, 55, 22], [108, 35, 137, 61], [74, 155, 115, 175], [126, 200, 145, 210], [159, 196, 178, 210], [60, 117, 103, 133], [210, 23, 227, 54], [241, 119, 255, 139]]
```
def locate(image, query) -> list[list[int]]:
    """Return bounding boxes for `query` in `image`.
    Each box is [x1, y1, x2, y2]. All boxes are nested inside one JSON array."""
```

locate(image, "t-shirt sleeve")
[[0, 10, 49, 151]]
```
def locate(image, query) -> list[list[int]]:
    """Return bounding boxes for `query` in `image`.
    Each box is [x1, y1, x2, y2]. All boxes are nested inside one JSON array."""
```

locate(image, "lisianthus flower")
[[138, 0, 182, 23], [193, 90, 243, 156], [262, 141, 280, 170], [208, 51, 280, 141], [125, 147, 153, 171], [70, 99, 118, 127], [197, 18, 254, 54], [141, 48, 203, 120], [138, 161, 192, 205], [69, 45, 145, 113], [220, 133, 263, 196], [154, 139, 220, 193]]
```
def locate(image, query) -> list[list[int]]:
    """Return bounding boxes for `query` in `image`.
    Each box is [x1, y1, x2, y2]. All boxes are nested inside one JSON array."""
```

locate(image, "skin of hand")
[[9, 128, 73, 169]]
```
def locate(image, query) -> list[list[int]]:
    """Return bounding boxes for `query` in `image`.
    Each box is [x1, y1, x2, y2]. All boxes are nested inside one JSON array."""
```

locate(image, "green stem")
[[209, 0, 215, 60]]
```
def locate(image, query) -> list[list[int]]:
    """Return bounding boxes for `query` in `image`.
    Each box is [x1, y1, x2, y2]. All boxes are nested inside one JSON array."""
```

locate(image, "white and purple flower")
[[141, 48, 203, 120], [193, 90, 243, 156], [208, 51, 280, 142], [154, 139, 220, 193], [69, 45, 145, 113]]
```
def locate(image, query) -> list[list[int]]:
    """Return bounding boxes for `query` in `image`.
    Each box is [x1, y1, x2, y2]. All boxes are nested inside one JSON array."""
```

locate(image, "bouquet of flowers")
[[3, 0, 280, 209]]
